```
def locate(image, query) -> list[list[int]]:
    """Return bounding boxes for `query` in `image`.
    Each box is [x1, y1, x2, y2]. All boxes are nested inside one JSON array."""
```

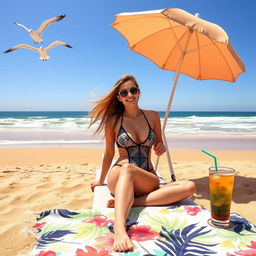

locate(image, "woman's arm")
[[91, 119, 115, 191], [99, 121, 115, 183], [152, 111, 166, 156]]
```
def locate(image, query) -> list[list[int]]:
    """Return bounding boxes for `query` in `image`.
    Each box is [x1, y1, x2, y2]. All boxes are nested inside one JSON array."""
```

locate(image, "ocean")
[[0, 111, 256, 149]]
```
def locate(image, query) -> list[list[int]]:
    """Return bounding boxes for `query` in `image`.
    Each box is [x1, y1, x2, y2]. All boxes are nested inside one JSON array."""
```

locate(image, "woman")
[[89, 75, 196, 252]]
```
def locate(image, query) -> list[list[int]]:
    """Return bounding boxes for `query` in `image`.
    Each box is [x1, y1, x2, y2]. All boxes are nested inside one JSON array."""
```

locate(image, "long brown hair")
[[88, 74, 139, 135]]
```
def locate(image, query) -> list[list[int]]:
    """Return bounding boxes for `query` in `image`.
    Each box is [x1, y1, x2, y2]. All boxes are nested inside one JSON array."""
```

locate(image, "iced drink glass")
[[209, 167, 235, 228]]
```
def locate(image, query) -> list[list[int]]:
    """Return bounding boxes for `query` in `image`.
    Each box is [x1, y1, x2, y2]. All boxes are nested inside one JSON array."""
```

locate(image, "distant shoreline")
[[1, 111, 255, 149], [0, 131, 255, 150]]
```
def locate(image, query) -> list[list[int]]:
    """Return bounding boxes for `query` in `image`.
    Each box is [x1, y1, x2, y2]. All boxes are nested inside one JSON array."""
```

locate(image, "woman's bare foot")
[[107, 199, 115, 208], [113, 223, 134, 252]]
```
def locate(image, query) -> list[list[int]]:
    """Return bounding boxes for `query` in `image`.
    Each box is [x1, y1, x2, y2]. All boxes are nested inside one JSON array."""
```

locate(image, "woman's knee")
[[182, 180, 196, 196], [119, 163, 135, 176]]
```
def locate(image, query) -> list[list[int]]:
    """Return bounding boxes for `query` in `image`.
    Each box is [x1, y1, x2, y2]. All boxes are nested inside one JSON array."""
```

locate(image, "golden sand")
[[0, 148, 255, 256]]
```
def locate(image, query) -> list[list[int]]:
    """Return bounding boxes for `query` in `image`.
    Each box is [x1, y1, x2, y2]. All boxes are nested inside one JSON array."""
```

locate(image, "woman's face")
[[117, 80, 140, 106]]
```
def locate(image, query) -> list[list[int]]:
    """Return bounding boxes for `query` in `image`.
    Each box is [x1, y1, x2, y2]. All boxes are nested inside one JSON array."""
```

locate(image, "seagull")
[[4, 41, 72, 61], [14, 14, 66, 44]]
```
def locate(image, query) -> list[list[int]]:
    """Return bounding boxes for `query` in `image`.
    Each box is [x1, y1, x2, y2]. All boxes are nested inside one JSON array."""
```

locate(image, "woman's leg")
[[107, 163, 160, 252], [107, 180, 196, 207], [133, 180, 196, 206]]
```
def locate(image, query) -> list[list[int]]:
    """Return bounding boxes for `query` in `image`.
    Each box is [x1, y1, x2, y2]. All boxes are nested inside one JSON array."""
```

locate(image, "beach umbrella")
[[111, 8, 245, 182]]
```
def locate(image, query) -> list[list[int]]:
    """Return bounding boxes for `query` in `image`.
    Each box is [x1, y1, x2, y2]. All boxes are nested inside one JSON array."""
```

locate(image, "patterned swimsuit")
[[115, 110, 156, 171]]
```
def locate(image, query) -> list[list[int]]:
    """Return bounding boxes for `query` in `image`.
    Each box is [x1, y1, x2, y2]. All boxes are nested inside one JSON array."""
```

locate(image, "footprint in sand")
[[9, 182, 19, 189], [58, 183, 85, 193], [11, 195, 23, 205], [0, 194, 10, 200], [40, 176, 51, 182], [26, 191, 50, 203], [36, 183, 53, 189], [24, 174, 31, 179]]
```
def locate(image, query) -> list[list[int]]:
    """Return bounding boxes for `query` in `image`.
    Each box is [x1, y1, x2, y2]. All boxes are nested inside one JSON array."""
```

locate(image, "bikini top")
[[116, 110, 156, 149]]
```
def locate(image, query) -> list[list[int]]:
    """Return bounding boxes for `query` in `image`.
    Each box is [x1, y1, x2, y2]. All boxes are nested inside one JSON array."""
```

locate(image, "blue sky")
[[0, 0, 255, 111]]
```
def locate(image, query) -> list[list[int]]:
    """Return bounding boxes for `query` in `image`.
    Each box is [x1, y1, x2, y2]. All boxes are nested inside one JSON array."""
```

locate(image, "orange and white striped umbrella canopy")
[[111, 8, 245, 82]]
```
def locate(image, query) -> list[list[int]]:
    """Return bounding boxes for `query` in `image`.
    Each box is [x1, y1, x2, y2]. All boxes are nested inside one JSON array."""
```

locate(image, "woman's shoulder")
[[141, 109, 159, 126], [142, 109, 159, 118]]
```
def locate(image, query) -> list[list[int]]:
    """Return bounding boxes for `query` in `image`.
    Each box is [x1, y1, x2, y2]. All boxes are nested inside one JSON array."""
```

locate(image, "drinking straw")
[[201, 150, 218, 172]]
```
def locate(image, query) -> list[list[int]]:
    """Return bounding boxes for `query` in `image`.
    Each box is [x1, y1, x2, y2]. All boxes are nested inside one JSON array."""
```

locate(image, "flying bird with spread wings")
[[4, 41, 72, 61], [14, 14, 66, 44]]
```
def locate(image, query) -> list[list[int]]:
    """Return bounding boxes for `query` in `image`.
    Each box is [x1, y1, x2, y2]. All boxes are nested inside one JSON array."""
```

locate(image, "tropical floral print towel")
[[31, 206, 256, 256]]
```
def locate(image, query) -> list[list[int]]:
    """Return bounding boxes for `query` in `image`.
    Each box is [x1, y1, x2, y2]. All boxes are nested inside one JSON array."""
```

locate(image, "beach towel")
[[30, 205, 256, 256]]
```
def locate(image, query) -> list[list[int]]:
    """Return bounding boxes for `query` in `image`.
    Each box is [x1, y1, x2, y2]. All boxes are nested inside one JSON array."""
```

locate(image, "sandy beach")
[[0, 148, 255, 256], [1, 0, 256, 254]]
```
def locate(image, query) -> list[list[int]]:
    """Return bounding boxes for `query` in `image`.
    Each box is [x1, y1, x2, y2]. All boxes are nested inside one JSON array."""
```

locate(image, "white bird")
[[4, 41, 72, 61], [14, 14, 66, 44]]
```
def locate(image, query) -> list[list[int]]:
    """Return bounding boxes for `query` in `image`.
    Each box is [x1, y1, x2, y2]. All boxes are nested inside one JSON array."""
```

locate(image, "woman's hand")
[[90, 180, 103, 192], [153, 142, 166, 156]]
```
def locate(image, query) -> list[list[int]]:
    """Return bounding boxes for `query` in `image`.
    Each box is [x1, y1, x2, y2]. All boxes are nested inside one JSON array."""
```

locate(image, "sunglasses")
[[118, 87, 139, 98]]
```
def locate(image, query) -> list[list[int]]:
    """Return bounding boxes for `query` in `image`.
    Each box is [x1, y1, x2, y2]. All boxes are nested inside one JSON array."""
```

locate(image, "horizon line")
[[1, 110, 256, 112]]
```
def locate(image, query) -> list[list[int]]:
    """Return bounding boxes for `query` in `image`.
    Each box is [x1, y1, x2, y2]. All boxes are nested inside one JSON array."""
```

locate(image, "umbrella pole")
[[155, 30, 193, 182], [155, 69, 181, 182]]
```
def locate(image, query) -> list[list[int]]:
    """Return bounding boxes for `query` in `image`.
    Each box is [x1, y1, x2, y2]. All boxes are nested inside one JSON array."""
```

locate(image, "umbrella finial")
[[195, 13, 200, 18]]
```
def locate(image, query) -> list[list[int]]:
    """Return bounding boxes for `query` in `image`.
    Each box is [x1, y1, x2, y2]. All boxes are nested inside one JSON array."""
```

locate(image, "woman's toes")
[[127, 240, 134, 251]]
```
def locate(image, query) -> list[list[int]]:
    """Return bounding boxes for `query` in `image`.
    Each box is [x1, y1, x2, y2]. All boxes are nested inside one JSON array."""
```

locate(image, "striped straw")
[[201, 150, 218, 172]]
